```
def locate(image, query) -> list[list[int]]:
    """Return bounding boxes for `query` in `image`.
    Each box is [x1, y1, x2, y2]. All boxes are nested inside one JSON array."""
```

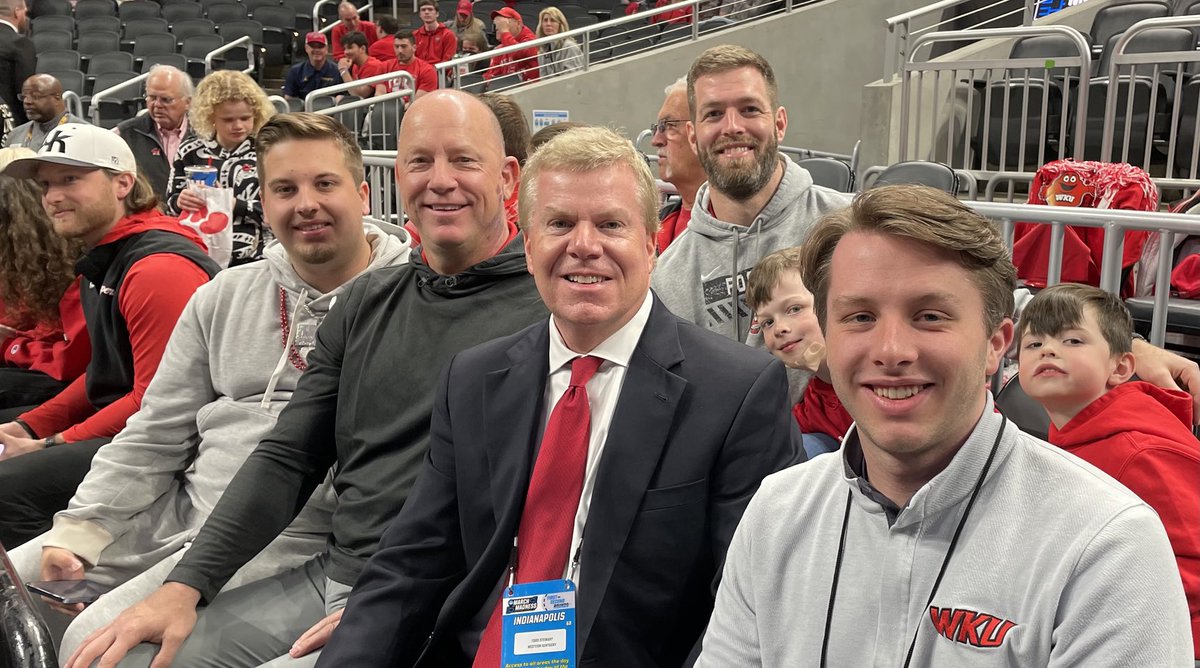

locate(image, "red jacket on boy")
[[1048, 380, 1200, 658]]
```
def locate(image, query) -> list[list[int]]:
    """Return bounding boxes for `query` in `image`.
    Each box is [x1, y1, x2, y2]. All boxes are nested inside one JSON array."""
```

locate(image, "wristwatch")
[[42, 435, 59, 448]]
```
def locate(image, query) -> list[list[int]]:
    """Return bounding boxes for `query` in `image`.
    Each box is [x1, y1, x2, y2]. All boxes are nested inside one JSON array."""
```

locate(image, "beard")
[[698, 134, 779, 201]]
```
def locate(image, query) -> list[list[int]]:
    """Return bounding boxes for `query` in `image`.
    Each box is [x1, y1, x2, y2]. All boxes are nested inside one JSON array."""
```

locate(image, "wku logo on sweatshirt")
[[928, 606, 1018, 648]]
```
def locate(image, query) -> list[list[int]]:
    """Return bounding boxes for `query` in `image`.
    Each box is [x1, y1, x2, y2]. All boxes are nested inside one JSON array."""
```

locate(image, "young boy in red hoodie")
[[1018, 282, 1200, 658], [747, 247, 852, 458]]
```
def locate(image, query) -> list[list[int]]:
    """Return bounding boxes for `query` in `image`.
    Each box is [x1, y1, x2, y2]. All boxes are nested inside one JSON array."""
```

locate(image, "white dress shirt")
[[540, 290, 654, 587]]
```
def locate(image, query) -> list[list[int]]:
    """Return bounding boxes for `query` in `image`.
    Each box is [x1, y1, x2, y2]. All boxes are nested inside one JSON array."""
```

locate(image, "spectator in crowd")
[[0, 147, 88, 409], [368, 14, 400, 63], [647, 0, 693, 25], [414, 0, 457, 65], [63, 89, 549, 668], [0, 0, 34, 126], [375, 32, 437, 103], [451, 0, 485, 46], [529, 119, 587, 151], [0, 124, 218, 549], [282, 33, 341, 102], [651, 76, 704, 253], [115, 66, 194, 201], [330, 0, 378, 60], [745, 246, 849, 458], [536, 7, 583, 78], [458, 30, 490, 75], [5, 74, 88, 150], [338, 30, 389, 98], [486, 7, 539, 84], [478, 92, 528, 227], [167, 70, 275, 266], [1017, 283, 1200, 658], [651, 45, 850, 344], [696, 185, 1193, 666], [0, 98, 14, 145], [319, 123, 799, 667], [9, 112, 412, 660]]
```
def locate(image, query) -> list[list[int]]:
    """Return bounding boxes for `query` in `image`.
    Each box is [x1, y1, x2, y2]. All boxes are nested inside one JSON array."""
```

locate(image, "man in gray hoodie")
[[650, 45, 851, 344], [9, 112, 413, 658]]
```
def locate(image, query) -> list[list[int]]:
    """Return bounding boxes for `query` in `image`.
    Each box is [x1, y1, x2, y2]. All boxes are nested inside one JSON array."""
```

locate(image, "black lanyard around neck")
[[818, 416, 1007, 668]]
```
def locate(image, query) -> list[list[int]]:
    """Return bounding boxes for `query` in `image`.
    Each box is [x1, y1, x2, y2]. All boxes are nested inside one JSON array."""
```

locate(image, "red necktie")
[[472, 355, 604, 667]]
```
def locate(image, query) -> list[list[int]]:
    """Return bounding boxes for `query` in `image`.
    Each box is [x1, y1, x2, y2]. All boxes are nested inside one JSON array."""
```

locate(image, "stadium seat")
[[797, 157, 854, 192], [871, 160, 959, 193], [76, 14, 121, 35], [133, 31, 181, 60], [994, 375, 1050, 441], [123, 17, 171, 49], [1086, 1, 1170, 57], [282, 0, 315, 32], [44, 68, 85, 96], [77, 30, 121, 61], [245, 0, 283, 12], [161, 1, 205, 23], [73, 0, 118, 19], [140, 52, 189, 73], [30, 14, 74, 34], [118, 0, 162, 20], [365, 100, 404, 151], [207, 2, 248, 23], [29, 0, 73, 18], [181, 33, 226, 77], [172, 17, 218, 45], [253, 6, 298, 66], [87, 70, 141, 128], [219, 19, 265, 75], [31, 28, 73, 51], [37, 48, 81, 72], [86, 51, 135, 94]]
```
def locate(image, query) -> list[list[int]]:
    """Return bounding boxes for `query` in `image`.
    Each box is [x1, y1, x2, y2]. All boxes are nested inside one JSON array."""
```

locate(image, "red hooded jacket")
[[1, 278, 89, 383], [792, 377, 853, 444], [1048, 381, 1200, 657]]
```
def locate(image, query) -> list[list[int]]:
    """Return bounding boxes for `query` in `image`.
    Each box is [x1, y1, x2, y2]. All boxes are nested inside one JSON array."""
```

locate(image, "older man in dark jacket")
[[114, 65, 193, 199]]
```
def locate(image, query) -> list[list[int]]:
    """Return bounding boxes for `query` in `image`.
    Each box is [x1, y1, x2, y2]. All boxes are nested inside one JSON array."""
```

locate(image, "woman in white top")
[[536, 7, 584, 78]]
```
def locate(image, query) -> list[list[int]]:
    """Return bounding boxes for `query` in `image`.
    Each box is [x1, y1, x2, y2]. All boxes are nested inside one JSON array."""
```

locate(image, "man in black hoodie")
[[67, 94, 548, 668]]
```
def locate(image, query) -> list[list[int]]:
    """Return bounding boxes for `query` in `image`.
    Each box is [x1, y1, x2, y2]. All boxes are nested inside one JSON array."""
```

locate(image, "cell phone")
[[25, 579, 113, 605]]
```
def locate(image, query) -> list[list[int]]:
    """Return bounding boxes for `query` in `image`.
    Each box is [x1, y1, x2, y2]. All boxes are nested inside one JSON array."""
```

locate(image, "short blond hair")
[[519, 126, 659, 235], [189, 70, 275, 140], [800, 185, 1016, 333]]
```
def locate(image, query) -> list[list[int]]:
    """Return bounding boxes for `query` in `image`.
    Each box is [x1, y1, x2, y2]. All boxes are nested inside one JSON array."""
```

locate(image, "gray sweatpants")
[[118, 556, 352, 668]]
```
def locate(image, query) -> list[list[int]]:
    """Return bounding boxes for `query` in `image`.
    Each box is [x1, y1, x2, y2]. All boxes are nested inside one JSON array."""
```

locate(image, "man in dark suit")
[[318, 125, 802, 666], [0, 0, 33, 125]]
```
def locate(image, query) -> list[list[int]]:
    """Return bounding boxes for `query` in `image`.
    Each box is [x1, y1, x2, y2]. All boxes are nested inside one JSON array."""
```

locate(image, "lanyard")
[[505, 532, 586, 596], [818, 416, 1007, 668]]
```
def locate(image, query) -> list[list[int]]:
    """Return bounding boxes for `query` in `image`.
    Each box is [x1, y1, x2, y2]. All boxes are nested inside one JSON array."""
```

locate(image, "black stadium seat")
[[31, 28, 73, 52], [118, 0, 162, 20], [44, 68, 85, 96], [30, 14, 74, 34], [207, 2, 249, 23], [37, 48, 81, 72], [76, 14, 121, 35], [871, 160, 959, 194], [141, 52, 189, 73], [73, 0, 118, 19], [161, 1, 205, 23], [797, 157, 854, 192]]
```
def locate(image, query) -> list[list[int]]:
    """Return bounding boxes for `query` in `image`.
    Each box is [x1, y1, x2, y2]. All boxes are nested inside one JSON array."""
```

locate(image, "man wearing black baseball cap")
[[0, 123, 219, 548]]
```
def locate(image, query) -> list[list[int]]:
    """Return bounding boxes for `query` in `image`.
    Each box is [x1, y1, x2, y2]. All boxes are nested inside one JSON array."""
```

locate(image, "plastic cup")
[[185, 165, 219, 188]]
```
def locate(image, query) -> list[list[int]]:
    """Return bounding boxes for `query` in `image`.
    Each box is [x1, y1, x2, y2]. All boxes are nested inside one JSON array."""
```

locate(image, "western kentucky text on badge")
[[928, 606, 1018, 648]]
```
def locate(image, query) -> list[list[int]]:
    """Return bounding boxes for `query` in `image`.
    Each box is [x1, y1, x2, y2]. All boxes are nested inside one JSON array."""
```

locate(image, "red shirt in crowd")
[[382, 57, 439, 101], [369, 34, 397, 63], [656, 206, 691, 254], [332, 20, 380, 59], [1, 279, 89, 383], [351, 56, 390, 82], [485, 26, 539, 82], [414, 22, 457, 65]]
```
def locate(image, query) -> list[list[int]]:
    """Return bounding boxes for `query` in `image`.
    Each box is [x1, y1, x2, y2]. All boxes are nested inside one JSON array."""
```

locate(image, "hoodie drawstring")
[[262, 287, 309, 409]]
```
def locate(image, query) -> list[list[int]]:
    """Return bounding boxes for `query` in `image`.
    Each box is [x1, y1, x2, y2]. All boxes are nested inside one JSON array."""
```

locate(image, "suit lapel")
[[575, 298, 687, 649], [483, 322, 551, 526]]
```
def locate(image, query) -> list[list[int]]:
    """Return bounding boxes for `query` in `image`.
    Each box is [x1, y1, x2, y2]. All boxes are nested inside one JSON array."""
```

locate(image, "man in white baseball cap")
[[0, 123, 220, 550]]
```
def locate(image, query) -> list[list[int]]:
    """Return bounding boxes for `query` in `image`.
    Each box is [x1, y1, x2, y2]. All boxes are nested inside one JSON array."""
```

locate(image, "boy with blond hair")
[[1019, 282, 1199, 658], [747, 247, 851, 458]]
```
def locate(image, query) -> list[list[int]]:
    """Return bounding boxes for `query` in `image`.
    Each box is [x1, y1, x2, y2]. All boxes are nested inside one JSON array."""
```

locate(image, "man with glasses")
[[283, 33, 342, 103], [651, 76, 705, 254], [4, 74, 88, 150], [115, 66, 194, 201]]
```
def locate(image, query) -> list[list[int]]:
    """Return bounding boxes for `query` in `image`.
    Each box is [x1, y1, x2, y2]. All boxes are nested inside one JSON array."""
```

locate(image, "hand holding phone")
[[26, 579, 113, 606]]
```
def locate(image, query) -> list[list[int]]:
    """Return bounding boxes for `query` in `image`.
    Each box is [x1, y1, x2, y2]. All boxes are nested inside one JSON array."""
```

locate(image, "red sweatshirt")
[[414, 22, 457, 65], [792, 377, 853, 444], [1049, 381, 1200, 657], [331, 20, 379, 60], [19, 213, 213, 442], [1, 279, 90, 382], [486, 26, 539, 82], [656, 205, 691, 254]]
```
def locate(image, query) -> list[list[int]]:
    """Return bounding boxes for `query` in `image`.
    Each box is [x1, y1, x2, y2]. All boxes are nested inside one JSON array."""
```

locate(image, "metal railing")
[[314, 86, 412, 153], [364, 150, 400, 223], [63, 91, 82, 119], [268, 95, 290, 114], [967, 200, 1200, 346], [304, 70, 414, 110], [313, 0, 373, 39], [885, 0, 1038, 80], [436, 0, 820, 93], [897, 25, 1091, 174], [89, 71, 152, 126], [206, 35, 257, 75]]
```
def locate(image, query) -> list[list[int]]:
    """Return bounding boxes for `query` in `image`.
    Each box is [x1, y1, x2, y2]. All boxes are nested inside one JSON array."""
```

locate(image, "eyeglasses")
[[145, 94, 179, 105], [17, 92, 59, 102], [650, 118, 687, 136]]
